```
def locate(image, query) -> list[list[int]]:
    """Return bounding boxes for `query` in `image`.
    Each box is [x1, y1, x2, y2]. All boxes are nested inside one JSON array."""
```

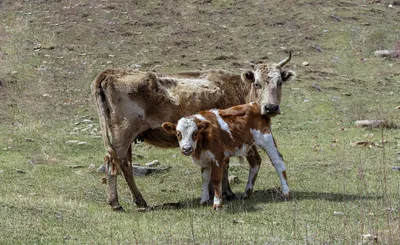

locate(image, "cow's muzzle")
[[181, 146, 194, 156], [261, 104, 281, 117]]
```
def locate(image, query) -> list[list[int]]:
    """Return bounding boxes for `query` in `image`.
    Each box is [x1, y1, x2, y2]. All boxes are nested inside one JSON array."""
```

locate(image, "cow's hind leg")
[[105, 155, 124, 211], [242, 146, 261, 199], [119, 145, 147, 208]]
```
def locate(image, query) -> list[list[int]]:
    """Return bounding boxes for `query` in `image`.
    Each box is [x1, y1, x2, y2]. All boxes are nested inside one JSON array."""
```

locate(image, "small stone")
[[106, 61, 113, 64], [233, 218, 244, 224], [77, 141, 88, 145], [25, 138, 34, 142], [81, 119, 92, 123], [302, 61, 309, 66], [66, 140, 79, 144], [388, 4, 393, 8], [333, 211, 344, 216], [0, 170, 4, 174], [145, 160, 159, 167], [43, 94, 51, 97], [228, 175, 239, 184], [396, 106, 400, 110], [97, 165, 106, 173], [341, 92, 352, 96], [172, 154, 177, 158], [88, 163, 96, 169]]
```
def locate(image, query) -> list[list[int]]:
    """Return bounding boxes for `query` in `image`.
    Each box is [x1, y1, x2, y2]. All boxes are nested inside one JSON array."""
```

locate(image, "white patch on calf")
[[210, 109, 233, 139], [194, 114, 207, 121], [191, 150, 218, 168], [200, 167, 212, 204], [250, 129, 289, 195]]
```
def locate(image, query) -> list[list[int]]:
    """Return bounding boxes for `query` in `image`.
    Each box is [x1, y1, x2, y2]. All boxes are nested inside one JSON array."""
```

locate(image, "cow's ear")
[[281, 70, 296, 83], [198, 120, 211, 131], [162, 122, 176, 134], [241, 71, 254, 84]]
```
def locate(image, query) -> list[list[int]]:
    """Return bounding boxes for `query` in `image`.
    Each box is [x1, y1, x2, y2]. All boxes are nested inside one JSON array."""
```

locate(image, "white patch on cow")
[[191, 150, 218, 168], [200, 167, 212, 204], [210, 109, 233, 139], [250, 129, 289, 194], [176, 118, 198, 153], [213, 196, 223, 206], [224, 144, 247, 159], [165, 77, 212, 87], [194, 114, 207, 121], [245, 164, 260, 191]]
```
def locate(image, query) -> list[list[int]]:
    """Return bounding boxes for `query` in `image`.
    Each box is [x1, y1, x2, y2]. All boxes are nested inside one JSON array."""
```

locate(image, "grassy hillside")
[[0, 0, 399, 244]]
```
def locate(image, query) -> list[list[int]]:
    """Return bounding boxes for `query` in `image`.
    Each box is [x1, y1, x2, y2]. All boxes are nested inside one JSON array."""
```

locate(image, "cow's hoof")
[[213, 204, 224, 211], [112, 206, 125, 212], [241, 189, 253, 200], [135, 198, 148, 208], [281, 193, 290, 201], [224, 193, 237, 201]]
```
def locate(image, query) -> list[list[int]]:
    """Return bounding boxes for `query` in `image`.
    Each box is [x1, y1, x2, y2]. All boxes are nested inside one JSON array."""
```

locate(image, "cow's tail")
[[91, 71, 118, 164]]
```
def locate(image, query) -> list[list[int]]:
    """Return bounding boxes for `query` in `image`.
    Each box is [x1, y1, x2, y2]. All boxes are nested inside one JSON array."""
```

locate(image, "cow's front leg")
[[200, 167, 212, 205], [252, 132, 289, 200], [105, 156, 123, 211], [242, 145, 261, 199]]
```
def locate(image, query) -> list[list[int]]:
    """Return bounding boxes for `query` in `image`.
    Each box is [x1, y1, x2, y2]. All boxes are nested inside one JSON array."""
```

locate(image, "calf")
[[162, 102, 289, 209]]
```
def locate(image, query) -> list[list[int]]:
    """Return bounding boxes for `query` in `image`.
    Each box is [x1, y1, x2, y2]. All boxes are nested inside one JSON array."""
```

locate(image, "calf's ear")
[[281, 70, 296, 83], [241, 71, 254, 84], [161, 122, 177, 134], [198, 120, 211, 131]]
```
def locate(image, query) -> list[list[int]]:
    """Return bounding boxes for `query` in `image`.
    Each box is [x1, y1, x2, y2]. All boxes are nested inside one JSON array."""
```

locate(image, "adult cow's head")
[[242, 51, 296, 116]]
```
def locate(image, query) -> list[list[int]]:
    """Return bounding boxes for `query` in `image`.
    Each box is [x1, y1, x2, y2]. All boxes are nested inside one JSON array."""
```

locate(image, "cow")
[[162, 102, 288, 210], [91, 52, 295, 211]]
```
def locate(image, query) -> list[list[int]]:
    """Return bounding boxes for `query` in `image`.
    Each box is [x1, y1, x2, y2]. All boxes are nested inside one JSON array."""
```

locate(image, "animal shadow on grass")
[[147, 188, 383, 213]]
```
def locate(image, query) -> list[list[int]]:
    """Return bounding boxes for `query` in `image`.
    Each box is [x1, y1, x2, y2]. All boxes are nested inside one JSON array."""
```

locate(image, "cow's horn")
[[278, 50, 292, 67]]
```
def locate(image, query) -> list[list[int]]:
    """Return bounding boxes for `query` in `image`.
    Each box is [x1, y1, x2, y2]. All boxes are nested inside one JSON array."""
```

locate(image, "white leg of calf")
[[200, 167, 212, 204], [243, 164, 260, 198], [250, 130, 289, 195]]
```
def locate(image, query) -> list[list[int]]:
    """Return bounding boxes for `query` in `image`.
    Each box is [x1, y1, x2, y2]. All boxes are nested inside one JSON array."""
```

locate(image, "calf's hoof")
[[281, 193, 290, 201], [241, 189, 253, 200], [213, 204, 224, 211], [224, 192, 237, 201]]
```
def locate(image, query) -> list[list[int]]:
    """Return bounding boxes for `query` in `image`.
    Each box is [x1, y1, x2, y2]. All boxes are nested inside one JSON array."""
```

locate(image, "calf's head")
[[241, 51, 296, 116], [162, 118, 210, 156]]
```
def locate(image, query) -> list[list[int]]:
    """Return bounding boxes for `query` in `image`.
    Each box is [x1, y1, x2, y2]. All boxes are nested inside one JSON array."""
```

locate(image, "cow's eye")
[[176, 132, 181, 138], [192, 131, 198, 138], [253, 82, 261, 89]]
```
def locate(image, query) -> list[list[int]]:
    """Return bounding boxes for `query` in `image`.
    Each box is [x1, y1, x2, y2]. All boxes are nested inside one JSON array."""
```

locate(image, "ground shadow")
[[144, 188, 383, 213]]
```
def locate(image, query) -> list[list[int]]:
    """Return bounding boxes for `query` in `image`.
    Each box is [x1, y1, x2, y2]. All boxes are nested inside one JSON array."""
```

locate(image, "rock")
[[392, 166, 400, 171], [88, 163, 96, 169], [228, 175, 239, 184], [66, 140, 79, 144], [133, 165, 170, 176], [311, 83, 322, 92], [302, 61, 309, 66], [333, 211, 344, 216], [354, 120, 390, 128], [373, 50, 397, 58], [97, 165, 106, 173], [362, 234, 378, 243], [145, 160, 160, 167], [233, 218, 244, 224], [396, 106, 400, 110]]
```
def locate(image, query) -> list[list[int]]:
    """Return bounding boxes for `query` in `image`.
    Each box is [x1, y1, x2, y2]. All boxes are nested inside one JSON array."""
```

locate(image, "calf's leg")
[[200, 167, 212, 205], [221, 158, 237, 201], [251, 131, 289, 199], [242, 145, 262, 199], [211, 164, 223, 210]]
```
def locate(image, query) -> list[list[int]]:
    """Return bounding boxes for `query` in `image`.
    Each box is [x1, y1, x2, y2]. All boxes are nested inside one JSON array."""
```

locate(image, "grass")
[[1, 0, 400, 244]]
